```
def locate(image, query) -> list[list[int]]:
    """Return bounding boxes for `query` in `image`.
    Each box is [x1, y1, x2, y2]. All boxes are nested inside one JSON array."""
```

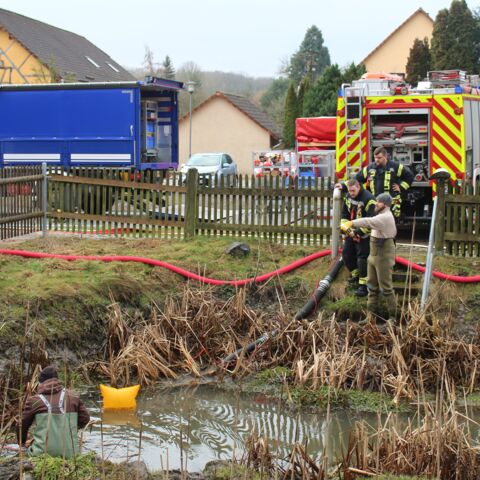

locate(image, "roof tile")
[[0, 8, 135, 82]]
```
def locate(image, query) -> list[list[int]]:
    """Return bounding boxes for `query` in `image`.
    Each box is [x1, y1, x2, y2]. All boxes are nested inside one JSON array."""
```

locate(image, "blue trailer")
[[0, 76, 184, 171]]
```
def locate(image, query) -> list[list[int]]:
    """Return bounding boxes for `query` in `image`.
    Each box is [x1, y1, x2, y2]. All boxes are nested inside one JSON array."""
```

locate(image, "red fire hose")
[[395, 256, 480, 283], [0, 249, 332, 287], [0, 248, 479, 284]]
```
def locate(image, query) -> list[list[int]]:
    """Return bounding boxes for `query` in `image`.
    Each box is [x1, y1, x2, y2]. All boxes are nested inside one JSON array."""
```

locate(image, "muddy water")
[[81, 385, 397, 472]]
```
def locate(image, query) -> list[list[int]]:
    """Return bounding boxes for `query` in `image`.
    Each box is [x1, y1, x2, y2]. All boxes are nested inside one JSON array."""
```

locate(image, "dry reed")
[[342, 397, 480, 479], [87, 285, 480, 403]]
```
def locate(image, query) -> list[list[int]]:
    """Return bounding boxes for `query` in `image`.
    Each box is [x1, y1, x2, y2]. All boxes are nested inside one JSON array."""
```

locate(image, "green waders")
[[367, 237, 396, 319], [28, 389, 80, 459]]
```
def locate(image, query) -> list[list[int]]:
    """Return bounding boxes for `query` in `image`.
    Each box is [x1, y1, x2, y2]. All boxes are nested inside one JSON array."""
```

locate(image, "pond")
[[81, 384, 399, 472]]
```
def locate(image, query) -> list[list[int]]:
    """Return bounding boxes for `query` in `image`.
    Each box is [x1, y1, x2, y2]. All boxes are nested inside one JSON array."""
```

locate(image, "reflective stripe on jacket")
[[341, 188, 376, 237], [356, 160, 413, 196]]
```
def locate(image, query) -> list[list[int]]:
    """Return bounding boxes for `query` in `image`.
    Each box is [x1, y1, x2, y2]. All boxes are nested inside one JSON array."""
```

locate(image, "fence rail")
[[196, 172, 332, 245], [48, 168, 186, 238], [0, 166, 45, 240], [1, 166, 479, 257], [46, 168, 332, 244], [443, 181, 480, 257]]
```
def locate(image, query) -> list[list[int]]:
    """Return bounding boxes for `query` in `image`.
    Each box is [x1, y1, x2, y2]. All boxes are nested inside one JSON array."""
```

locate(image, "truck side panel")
[[335, 96, 347, 180], [463, 97, 480, 180], [430, 94, 465, 184], [0, 88, 136, 167]]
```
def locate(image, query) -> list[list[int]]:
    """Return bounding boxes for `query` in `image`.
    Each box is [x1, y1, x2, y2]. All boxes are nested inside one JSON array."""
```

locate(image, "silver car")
[[180, 153, 237, 185]]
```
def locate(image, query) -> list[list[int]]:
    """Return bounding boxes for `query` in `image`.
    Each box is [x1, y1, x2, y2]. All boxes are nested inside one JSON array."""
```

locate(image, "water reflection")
[[81, 385, 390, 471]]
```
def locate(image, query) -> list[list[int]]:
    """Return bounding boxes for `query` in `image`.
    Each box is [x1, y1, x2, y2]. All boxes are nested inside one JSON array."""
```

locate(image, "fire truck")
[[335, 71, 480, 218]]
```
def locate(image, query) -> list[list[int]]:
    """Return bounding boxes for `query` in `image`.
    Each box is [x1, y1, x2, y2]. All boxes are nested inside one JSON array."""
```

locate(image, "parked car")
[[179, 153, 237, 185]]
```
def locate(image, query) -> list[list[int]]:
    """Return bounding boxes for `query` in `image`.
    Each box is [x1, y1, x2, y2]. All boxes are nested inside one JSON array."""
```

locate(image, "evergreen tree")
[[288, 26, 331, 85], [303, 63, 365, 117], [161, 55, 176, 79], [341, 62, 366, 85], [260, 77, 289, 111], [296, 76, 311, 117], [431, 1, 480, 73], [405, 38, 431, 84], [260, 77, 289, 131], [283, 81, 297, 148]]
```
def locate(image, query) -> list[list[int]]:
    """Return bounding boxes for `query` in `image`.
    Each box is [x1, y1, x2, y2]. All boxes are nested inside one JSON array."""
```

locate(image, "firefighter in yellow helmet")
[[355, 147, 413, 218]]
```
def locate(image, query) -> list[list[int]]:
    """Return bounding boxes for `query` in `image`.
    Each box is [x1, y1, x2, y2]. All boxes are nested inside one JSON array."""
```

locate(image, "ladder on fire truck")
[[341, 83, 365, 175]]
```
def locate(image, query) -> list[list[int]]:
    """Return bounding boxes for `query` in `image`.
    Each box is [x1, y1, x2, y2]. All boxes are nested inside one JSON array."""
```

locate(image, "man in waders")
[[340, 178, 376, 297], [343, 193, 397, 321], [18, 366, 90, 458]]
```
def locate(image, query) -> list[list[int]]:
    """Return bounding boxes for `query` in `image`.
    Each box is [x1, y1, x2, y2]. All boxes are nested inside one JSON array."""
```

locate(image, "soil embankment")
[[1, 236, 480, 479]]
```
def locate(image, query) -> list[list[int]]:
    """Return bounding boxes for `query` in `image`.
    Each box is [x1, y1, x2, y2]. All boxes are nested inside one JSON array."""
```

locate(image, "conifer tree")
[[283, 81, 297, 148], [303, 63, 365, 117], [260, 77, 289, 132], [162, 55, 176, 79], [296, 76, 311, 117], [406, 38, 431, 84], [288, 26, 330, 85], [431, 1, 480, 73]]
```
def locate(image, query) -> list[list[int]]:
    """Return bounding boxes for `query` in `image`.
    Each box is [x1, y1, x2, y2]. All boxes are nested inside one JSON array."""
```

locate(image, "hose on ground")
[[395, 256, 480, 283], [0, 248, 331, 287], [0, 249, 479, 283]]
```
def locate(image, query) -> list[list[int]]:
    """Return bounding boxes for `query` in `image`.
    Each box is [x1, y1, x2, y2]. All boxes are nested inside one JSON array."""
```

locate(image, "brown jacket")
[[19, 378, 90, 445]]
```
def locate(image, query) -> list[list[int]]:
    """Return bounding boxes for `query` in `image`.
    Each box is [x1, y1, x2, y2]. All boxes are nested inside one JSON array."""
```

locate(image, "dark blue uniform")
[[356, 160, 413, 217], [341, 188, 376, 289]]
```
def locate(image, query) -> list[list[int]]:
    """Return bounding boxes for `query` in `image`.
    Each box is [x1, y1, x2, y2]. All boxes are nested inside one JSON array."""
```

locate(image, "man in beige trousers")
[[342, 193, 397, 321]]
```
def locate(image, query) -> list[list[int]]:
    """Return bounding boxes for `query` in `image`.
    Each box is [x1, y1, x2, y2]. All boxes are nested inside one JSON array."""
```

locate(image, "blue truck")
[[0, 76, 184, 172]]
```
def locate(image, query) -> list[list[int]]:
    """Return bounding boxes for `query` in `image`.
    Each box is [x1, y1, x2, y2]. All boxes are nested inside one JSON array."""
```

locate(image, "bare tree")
[[143, 46, 161, 76]]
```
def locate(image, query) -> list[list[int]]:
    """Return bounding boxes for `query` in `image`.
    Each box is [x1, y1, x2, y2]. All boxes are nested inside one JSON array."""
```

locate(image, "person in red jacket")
[[18, 366, 90, 458]]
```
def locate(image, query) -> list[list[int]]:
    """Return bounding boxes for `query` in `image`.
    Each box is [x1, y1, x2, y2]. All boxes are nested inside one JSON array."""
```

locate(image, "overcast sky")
[[1, 0, 477, 77]]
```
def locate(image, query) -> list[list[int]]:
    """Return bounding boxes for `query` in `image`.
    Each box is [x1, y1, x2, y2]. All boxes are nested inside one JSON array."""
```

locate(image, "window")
[[224, 155, 233, 164], [107, 63, 120, 73], [85, 56, 100, 68]]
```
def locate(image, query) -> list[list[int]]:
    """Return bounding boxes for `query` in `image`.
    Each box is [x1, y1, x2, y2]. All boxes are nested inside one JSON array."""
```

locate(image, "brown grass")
[[85, 285, 480, 406], [86, 284, 284, 386]]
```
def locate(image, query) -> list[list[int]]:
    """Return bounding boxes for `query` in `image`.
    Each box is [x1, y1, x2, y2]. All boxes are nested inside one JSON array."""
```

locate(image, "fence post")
[[42, 162, 48, 237], [184, 168, 199, 239], [434, 176, 447, 255], [331, 187, 342, 258]]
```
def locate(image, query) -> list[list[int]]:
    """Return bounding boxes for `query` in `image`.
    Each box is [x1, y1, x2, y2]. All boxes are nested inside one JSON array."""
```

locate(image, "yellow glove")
[[340, 221, 353, 234]]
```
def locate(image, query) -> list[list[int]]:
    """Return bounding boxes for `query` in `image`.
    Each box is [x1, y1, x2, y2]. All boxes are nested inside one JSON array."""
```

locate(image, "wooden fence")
[[47, 168, 333, 245], [48, 167, 185, 238], [0, 166, 45, 240], [437, 180, 480, 257], [3, 166, 477, 256]]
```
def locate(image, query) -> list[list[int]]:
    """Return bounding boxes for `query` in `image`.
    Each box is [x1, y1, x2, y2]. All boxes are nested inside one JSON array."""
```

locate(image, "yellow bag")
[[101, 409, 141, 427], [99, 384, 140, 410]]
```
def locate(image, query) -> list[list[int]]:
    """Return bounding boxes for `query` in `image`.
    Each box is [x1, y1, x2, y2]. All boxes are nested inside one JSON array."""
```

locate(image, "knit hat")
[[39, 366, 58, 383], [376, 193, 392, 207]]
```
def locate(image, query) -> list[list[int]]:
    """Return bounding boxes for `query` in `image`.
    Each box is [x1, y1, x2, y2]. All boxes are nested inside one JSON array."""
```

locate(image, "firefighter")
[[343, 193, 397, 321], [340, 178, 376, 297], [356, 146, 413, 218]]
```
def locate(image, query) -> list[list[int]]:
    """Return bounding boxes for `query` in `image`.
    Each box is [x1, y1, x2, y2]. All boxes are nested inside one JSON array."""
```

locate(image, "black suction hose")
[[294, 256, 344, 320], [220, 256, 344, 366], [221, 330, 278, 365]]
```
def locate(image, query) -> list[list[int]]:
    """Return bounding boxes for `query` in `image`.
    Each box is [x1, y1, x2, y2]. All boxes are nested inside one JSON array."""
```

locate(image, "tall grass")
[[87, 285, 480, 404]]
